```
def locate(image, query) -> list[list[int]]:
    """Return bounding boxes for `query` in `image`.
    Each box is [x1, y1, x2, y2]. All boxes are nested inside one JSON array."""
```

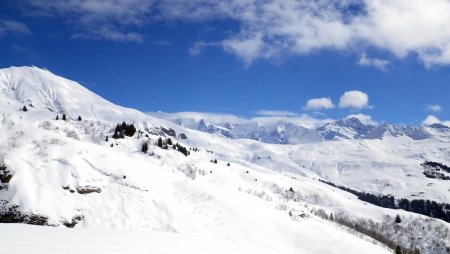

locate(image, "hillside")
[[0, 66, 449, 254]]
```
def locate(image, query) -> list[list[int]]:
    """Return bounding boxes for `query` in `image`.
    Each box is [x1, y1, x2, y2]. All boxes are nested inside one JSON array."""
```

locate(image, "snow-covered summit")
[[0, 66, 162, 125], [159, 111, 440, 143]]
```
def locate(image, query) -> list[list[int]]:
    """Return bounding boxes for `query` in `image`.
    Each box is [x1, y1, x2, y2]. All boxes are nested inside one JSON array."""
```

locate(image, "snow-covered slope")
[[0, 66, 448, 254]]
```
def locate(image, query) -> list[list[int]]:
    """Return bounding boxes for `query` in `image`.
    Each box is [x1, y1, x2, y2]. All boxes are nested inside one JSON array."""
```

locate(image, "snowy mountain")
[[0, 66, 449, 254], [160, 112, 447, 143]]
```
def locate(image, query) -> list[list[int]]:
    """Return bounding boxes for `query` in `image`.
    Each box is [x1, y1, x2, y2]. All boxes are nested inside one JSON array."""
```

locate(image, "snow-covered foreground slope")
[[0, 66, 449, 253], [0, 223, 391, 254]]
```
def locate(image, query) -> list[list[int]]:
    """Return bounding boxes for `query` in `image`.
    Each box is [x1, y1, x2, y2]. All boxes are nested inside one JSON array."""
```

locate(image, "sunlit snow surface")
[[0, 66, 448, 253], [0, 223, 391, 254]]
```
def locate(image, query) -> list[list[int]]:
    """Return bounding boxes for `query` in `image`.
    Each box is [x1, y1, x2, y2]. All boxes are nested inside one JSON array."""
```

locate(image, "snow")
[[0, 221, 391, 254], [0, 66, 448, 253]]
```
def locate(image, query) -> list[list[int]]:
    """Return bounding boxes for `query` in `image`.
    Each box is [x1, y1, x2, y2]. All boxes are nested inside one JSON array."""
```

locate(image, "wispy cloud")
[[149, 110, 333, 129], [189, 41, 221, 56], [16, 0, 450, 67], [426, 104, 442, 113], [0, 19, 31, 37], [21, 0, 153, 43], [358, 53, 390, 71], [71, 26, 144, 43], [255, 110, 298, 117]]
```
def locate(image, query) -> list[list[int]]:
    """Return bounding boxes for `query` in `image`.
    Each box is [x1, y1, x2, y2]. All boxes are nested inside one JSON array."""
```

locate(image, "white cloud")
[[189, 41, 221, 56], [338, 90, 369, 109], [423, 115, 441, 125], [71, 26, 144, 43], [426, 105, 442, 113], [303, 97, 335, 111], [149, 111, 333, 129], [148, 111, 246, 124], [0, 20, 31, 36], [345, 114, 377, 125], [23, 0, 153, 42], [357, 53, 390, 71], [19, 0, 450, 66], [256, 110, 298, 117]]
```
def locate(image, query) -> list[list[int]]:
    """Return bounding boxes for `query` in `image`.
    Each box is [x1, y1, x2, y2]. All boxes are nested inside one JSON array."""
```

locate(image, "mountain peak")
[[0, 66, 159, 125]]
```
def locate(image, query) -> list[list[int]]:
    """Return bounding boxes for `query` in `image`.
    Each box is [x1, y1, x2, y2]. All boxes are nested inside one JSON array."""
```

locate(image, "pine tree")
[[78, 116, 82, 121], [56, 115, 59, 120], [227, 163, 230, 166], [395, 214, 402, 224], [167, 138, 173, 146], [157, 137, 163, 148], [395, 245, 402, 254], [22, 106, 28, 111], [105, 136, 109, 142], [213, 159, 217, 164], [62, 114, 67, 121], [141, 142, 148, 153]]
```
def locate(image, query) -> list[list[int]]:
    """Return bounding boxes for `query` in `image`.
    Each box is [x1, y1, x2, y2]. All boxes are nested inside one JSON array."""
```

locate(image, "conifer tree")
[[56, 115, 59, 120], [22, 106, 28, 111], [78, 116, 82, 121], [62, 114, 67, 121], [141, 142, 148, 153], [157, 137, 163, 148], [395, 214, 402, 224]]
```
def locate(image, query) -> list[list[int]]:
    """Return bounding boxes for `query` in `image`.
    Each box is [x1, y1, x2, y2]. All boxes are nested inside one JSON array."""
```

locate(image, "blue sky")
[[1, 0, 450, 125]]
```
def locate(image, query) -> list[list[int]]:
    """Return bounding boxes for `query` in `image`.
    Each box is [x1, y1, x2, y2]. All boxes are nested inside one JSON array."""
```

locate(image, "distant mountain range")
[[153, 112, 450, 144]]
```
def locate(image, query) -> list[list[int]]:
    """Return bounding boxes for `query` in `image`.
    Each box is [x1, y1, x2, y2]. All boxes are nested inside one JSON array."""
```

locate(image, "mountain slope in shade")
[[0, 66, 448, 253]]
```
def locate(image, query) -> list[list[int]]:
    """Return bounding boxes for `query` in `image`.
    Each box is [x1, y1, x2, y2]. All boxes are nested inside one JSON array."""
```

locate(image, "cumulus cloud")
[[303, 97, 335, 111], [426, 105, 442, 113], [15, 0, 450, 66], [423, 115, 441, 125], [338, 90, 369, 109], [357, 53, 390, 71]]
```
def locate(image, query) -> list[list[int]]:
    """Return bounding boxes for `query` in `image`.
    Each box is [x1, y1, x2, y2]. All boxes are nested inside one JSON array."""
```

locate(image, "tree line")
[[319, 180, 450, 223]]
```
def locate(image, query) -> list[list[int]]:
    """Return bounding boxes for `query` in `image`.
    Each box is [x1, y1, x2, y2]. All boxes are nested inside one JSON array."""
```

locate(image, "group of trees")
[[172, 142, 190, 156], [112, 122, 136, 139], [155, 137, 190, 156], [421, 161, 450, 173], [312, 208, 420, 254], [421, 161, 450, 181], [319, 180, 450, 223], [54, 114, 82, 121], [21, 105, 80, 122], [157, 137, 169, 149]]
